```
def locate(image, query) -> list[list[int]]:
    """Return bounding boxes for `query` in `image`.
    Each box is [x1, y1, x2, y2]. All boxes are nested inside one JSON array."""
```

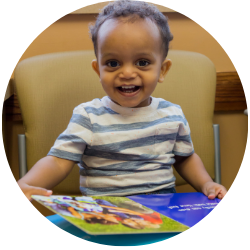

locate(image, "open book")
[[32, 193, 220, 235]]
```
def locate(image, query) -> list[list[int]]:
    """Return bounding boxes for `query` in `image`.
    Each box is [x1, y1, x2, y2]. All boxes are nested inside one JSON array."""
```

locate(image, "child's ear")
[[91, 59, 100, 77], [158, 59, 172, 83]]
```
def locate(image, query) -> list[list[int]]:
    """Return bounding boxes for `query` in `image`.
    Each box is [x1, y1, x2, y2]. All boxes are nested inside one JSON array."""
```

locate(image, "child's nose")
[[119, 65, 137, 79]]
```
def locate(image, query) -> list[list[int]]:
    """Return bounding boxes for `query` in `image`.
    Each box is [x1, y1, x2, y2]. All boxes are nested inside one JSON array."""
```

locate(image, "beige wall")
[[4, 11, 247, 198], [17, 13, 236, 71]]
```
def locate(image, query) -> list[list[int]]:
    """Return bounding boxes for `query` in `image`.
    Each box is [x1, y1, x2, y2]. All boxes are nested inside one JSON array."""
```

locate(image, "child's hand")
[[202, 181, 227, 200], [18, 181, 53, 201]]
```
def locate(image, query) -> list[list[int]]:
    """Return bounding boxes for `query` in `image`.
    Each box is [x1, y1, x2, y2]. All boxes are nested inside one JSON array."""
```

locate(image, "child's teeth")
[[119, 86, 139, 93], [122, 86, 135, 89]]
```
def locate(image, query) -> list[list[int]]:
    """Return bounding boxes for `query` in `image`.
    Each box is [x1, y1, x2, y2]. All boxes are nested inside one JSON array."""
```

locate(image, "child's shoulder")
[[73, 98, 103, 113], [154, 97, 182, 110], [153, 97, 186, 118]]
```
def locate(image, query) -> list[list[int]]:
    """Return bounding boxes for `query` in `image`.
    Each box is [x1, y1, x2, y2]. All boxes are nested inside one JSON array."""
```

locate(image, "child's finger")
[[27, 187, 53, 202], [217, 188, 227, 199], [33, 187, 52, 196], [217, 193, 223, 199], [29, 187, 53, 198], [206, 187, 216, 199], [207, 192, 216, 200]]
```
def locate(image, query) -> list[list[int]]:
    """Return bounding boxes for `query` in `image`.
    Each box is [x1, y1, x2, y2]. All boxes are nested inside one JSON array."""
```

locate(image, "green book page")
[[32, 195, 189, 235]]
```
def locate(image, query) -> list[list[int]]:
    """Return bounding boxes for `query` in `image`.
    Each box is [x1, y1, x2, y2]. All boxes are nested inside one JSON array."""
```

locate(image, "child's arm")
[[17, 156, 75, 201], [173, 153, 227, 199]]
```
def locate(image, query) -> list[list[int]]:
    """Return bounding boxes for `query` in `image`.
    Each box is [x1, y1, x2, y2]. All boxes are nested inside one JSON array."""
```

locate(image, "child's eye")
[[106, 60, 149, 68], [107, 61, 117, 68], [138, 60, 149, 67]]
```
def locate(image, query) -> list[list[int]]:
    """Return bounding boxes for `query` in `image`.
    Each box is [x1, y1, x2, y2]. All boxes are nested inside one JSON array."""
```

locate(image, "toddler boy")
[[18, 0, 227, 200]]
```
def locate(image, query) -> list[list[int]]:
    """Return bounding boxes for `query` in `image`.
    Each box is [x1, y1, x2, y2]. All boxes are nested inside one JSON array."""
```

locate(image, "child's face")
[[92, 17, 172, 108]]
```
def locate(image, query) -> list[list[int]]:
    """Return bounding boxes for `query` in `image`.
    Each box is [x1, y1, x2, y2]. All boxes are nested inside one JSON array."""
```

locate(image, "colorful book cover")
[[32, 195, 189, 235]]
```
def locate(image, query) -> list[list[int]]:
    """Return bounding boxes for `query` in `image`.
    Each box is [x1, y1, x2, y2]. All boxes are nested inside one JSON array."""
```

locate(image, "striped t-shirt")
[[48, 96, 194, 196]]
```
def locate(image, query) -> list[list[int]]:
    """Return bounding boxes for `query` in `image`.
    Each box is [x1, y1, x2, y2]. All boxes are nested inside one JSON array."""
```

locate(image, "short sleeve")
[[173, 109, 194, 157], [48, 104, 93, 163]]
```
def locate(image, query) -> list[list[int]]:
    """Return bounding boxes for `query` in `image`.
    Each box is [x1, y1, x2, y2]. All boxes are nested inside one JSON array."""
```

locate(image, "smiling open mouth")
[[117, 86, 140, 93]]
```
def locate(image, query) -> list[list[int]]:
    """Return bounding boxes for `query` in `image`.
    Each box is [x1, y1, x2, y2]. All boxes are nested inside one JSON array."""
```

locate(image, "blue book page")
[[128, 192, 220, 227]]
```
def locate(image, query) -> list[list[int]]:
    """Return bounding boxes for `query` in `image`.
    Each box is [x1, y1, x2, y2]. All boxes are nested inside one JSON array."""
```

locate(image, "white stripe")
[[53, 140, 85, 154], [81, 153, 173, 170], [64, 123, 92, 143], [80, 168, 174, 188]]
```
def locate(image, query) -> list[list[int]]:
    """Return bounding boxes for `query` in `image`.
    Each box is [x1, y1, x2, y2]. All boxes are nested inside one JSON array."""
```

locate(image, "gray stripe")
[[90, 133, 176, 153], [92, 116, 187, 133], [84, 98, 181, 116], [80, 157, 175, 171], [84, 149, 160, 161], [85, 106, 119, 116], [176, 134, 192, 143], [57, 134, 88, 145], [56, 133, 190, 155], [79, 162, 172, 177], [155, 133, 177, 143], [80, 177, 176, 196], [70, 112, 187, 134], [70, 114, 92, 131], [48, 148, 82, 162], [157, 100, 180, 109], [173, 150, 195, 157]]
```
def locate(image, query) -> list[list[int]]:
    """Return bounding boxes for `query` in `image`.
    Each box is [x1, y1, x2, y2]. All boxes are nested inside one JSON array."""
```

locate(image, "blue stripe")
[[82, 157, 175, 170], [84, 98, 181, 116], [173, 150, 194, 157], [87, 136, 152, 152], [70, 114, 92, 131], [81, 98, 181, 116], [55, 133, 189, 155], [80, 157, 175, 171], [176, 134, 192, 143], [157, 100, 180, 109], [80, 177, 176, 196], [57, 134, 88, 144], [71, 108, 188, 136], [155, 133, 177, 143], [92, 116, 187, 133], [48, 148, 82, 162], [79, 164, 172, 176], [84, 149, 160, 161], [90, 133, 176, 153], [85, 106, 119, 116]]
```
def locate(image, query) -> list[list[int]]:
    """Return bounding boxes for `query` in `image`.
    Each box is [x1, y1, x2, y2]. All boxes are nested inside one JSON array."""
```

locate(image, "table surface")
[[46, 193, 220, 246]]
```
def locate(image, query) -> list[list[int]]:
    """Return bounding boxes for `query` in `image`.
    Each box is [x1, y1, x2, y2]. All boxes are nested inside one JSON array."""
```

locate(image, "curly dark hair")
[[89, 0, 173, 59]]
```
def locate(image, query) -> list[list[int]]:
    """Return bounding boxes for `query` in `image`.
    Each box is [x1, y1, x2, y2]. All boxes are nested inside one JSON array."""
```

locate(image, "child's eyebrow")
[[102, 52, 154, 59]]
